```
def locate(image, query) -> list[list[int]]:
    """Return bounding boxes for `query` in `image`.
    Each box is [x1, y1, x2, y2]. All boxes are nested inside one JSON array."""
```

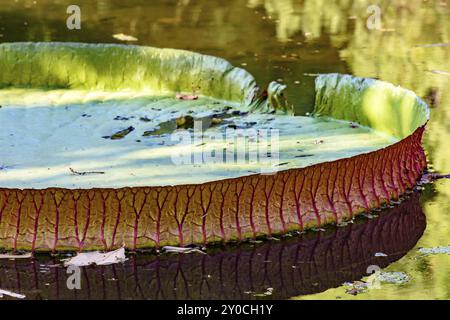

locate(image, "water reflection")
[[0, 193, 425, 300]]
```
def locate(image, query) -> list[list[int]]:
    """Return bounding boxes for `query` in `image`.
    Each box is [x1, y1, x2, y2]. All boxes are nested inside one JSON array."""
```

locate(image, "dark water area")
[[0, 192, 425, 300], [0, 0, 449, 299]]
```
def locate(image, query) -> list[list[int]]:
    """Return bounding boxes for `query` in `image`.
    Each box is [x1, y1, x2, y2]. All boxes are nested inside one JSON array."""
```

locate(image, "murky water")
[[0, 0, 449, 299]]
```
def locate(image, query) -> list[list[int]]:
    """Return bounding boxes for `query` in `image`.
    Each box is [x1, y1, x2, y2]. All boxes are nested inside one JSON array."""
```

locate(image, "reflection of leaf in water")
[[0, 192, 427, 299]]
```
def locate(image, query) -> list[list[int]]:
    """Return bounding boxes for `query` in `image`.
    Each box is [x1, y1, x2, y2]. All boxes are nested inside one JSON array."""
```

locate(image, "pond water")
[[0, 0, 449, 300]]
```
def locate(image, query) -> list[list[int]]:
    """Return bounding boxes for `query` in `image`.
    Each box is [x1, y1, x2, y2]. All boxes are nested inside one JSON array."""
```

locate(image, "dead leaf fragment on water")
[[344, 281, 368, 295], [112, 33, 138, 41], [69, 168, 105, 176], [419, 173, 450, 184], [418, 245, 450, 255], [0, 253, 33, 259], [377, 271, 410, 284], [176, 94, 199, 101], [0, 289, 26, 299], [162, 246, 206, 255], [427, 69, 450, 76], [62, 247, 127, 267], [415, 42, 450, 48], [375, 252, 388, 257], [253, 287, 274, 297], [105, 126, 135, 140]]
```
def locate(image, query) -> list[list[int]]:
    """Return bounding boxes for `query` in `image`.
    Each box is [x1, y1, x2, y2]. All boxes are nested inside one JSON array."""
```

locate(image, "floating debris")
[[114, 116, 131, 121], [303, 73, 321, 77], [105, 126, 135, 140], [427, 69, 450, 76], [337, 219, 354, 227], [69, 168, 105, 176], [176, 94, 198, 101], [418, 245, 450, 256], [295, 154, 314, 158], [363, 213, 378, 219], [248, 239, 263, 244], [210, 117, 223, 126], [0, 252, 33, 259], [140, 116, 152, 122], [113, 33, 138, 41], [0, 288, 26, 299], [253, 287, 274, 297], [344, 281, 369, 295], [39, 263, 61, 268], [176, 115, 194, 129], [162, 246, 206, 255], [344, 271, 409, 296], [419, 173, 450, 184], [424, 87, 441, 108], [379, 28, 396, 33], [375, 252, 388, 257], [62, 247, 127, 267], [416, 42, 450, 48], [275, 162, 290, 167], [377, 272, 410, 284]]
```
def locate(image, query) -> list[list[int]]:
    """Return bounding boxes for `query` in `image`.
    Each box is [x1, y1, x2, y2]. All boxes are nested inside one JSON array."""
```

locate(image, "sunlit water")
[[0, 0, 449, 300]]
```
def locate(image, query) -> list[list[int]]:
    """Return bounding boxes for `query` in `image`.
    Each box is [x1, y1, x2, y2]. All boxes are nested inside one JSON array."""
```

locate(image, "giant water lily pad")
[[0, 43, 429, 252]]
